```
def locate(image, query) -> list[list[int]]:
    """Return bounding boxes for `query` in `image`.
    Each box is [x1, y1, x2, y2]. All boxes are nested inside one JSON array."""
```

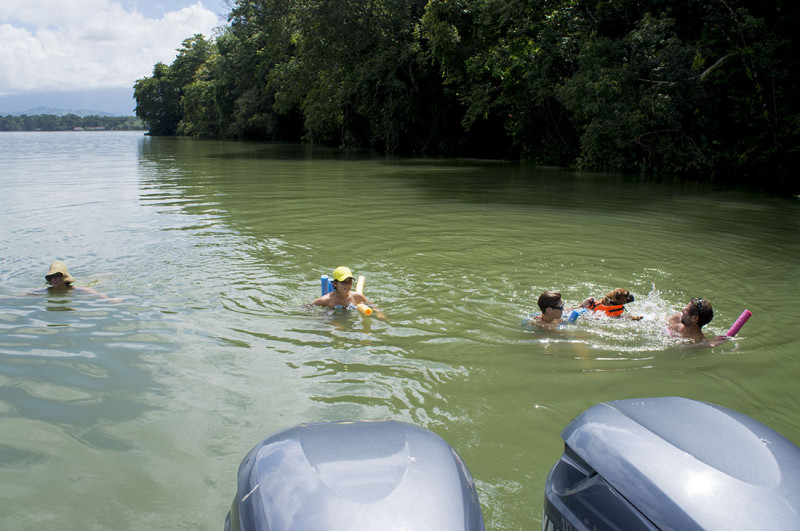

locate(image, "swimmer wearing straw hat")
[[44, 261, 122, 301], [312, 266, 383, 317], [2, 260, 124, 301], [667, 298, 714, 342]]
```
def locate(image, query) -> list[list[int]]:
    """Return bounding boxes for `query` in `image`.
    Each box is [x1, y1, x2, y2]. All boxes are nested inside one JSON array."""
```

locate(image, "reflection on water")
[[1, 132, 798, 529]]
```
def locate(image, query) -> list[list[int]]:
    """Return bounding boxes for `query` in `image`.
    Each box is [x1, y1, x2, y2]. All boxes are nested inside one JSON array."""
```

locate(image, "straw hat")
[[46, 261, 75, 284]]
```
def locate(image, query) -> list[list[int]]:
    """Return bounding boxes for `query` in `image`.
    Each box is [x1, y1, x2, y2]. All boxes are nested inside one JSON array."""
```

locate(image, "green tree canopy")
[[132, 0, 799, 192]]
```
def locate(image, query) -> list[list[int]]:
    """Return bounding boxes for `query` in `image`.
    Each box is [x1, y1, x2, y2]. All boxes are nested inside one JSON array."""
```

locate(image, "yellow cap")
[[332, 266, 354, 282]]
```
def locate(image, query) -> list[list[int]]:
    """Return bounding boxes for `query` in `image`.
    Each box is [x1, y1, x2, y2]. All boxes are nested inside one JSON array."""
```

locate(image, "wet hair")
[[691, 298, 714, 328], [538, 291, 562, 312]]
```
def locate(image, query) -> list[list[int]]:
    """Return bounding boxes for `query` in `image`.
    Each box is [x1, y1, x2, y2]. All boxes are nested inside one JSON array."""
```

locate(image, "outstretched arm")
[[311, 293, 331, 307], [1, 289, 46, 298], [74, 286, 122, 302]]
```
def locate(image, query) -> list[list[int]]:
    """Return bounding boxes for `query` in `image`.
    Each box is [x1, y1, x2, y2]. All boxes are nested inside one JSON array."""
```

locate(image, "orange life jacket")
[[588, 300, 625, 317]]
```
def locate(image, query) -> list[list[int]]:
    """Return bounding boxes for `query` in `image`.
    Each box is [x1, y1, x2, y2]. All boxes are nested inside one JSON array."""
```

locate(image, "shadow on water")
[[139, 136, 797, 222]]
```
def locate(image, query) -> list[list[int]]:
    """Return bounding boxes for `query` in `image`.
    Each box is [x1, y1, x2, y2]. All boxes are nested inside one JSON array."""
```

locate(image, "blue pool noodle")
[[321, 275, 334, 296], [566, 308, 588, 323]]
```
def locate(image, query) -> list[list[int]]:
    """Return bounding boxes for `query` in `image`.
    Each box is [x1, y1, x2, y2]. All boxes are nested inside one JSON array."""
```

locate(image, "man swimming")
[[41, 261, 121, 301], [668, 298, 714, 342], [529, 291, 565, 328]]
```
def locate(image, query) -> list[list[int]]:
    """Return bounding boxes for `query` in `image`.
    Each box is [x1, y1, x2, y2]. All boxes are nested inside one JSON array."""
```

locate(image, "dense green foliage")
[[133, 0, 799, 192], [0, 114, 144, 131]]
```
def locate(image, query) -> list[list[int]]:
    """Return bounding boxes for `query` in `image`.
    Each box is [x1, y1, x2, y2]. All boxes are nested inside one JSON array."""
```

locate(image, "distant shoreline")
[[1, 114, 145, 132]]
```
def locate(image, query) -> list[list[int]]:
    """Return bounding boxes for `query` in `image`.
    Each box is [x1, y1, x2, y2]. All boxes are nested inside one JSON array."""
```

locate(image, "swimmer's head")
[[689, 297, 714, 328], [332, 266, 354, 282], [538, 291, 563, 313], [46, 261, 75, 285]]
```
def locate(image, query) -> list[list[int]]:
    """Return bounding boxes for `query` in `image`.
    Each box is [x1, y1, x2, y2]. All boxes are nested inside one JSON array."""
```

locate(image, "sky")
[[0, 0, 231, 114]]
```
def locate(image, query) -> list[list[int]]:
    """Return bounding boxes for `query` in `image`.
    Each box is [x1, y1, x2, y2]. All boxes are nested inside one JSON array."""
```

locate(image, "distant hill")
[[4, 107, 118, 118], [0, 88, 136, 117]]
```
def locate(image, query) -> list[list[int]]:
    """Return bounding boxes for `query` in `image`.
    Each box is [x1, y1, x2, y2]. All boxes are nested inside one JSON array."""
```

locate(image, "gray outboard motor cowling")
[[226, 420, 485, 531], [543, 397, 800, 530]]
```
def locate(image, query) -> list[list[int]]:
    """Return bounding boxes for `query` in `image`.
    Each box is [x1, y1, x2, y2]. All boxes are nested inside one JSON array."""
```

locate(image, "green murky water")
[[1, 132, 798, 529]]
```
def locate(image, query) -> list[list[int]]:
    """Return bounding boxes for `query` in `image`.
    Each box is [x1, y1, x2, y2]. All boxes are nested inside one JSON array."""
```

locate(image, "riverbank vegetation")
[[0, 115, 144, 132], [133, 0, 798, 193]]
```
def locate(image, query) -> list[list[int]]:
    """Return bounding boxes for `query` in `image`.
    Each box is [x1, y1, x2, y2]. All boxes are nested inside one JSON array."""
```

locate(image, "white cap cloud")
[[0, 0, 221, 94]]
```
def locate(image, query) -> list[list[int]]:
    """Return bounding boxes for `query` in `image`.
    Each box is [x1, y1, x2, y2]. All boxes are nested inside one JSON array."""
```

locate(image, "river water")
[[1, 131, 798, 529]]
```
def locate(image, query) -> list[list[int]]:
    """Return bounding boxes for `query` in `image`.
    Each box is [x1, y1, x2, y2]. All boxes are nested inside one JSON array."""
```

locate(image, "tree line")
[[0, 114, 144, 132], [133, 0, 799, 193]]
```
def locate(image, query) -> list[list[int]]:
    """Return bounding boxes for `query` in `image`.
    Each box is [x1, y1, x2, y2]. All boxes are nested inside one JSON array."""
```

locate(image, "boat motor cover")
[[229, 420, 484, 531], [544, 397, 800, 530]]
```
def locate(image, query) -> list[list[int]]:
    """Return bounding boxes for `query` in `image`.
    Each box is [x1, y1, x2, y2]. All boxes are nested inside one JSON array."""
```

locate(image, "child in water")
[[312, 266, 382, 317]]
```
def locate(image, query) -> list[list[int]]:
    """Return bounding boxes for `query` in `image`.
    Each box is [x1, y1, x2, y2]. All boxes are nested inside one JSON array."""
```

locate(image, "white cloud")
[[0, 1, 221, 94]]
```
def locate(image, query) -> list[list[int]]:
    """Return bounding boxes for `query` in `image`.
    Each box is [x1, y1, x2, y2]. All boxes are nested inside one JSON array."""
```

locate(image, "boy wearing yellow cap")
[[312, 266, 374, 311]]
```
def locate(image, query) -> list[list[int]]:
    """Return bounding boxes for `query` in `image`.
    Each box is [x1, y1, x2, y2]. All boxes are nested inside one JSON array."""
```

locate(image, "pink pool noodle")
[[726, 310, 752, 337]]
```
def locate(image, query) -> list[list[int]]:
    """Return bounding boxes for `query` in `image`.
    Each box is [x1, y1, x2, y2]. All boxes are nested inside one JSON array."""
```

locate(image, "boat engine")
[[543, 397, 800, 530], [225, 420, 484, 531]]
